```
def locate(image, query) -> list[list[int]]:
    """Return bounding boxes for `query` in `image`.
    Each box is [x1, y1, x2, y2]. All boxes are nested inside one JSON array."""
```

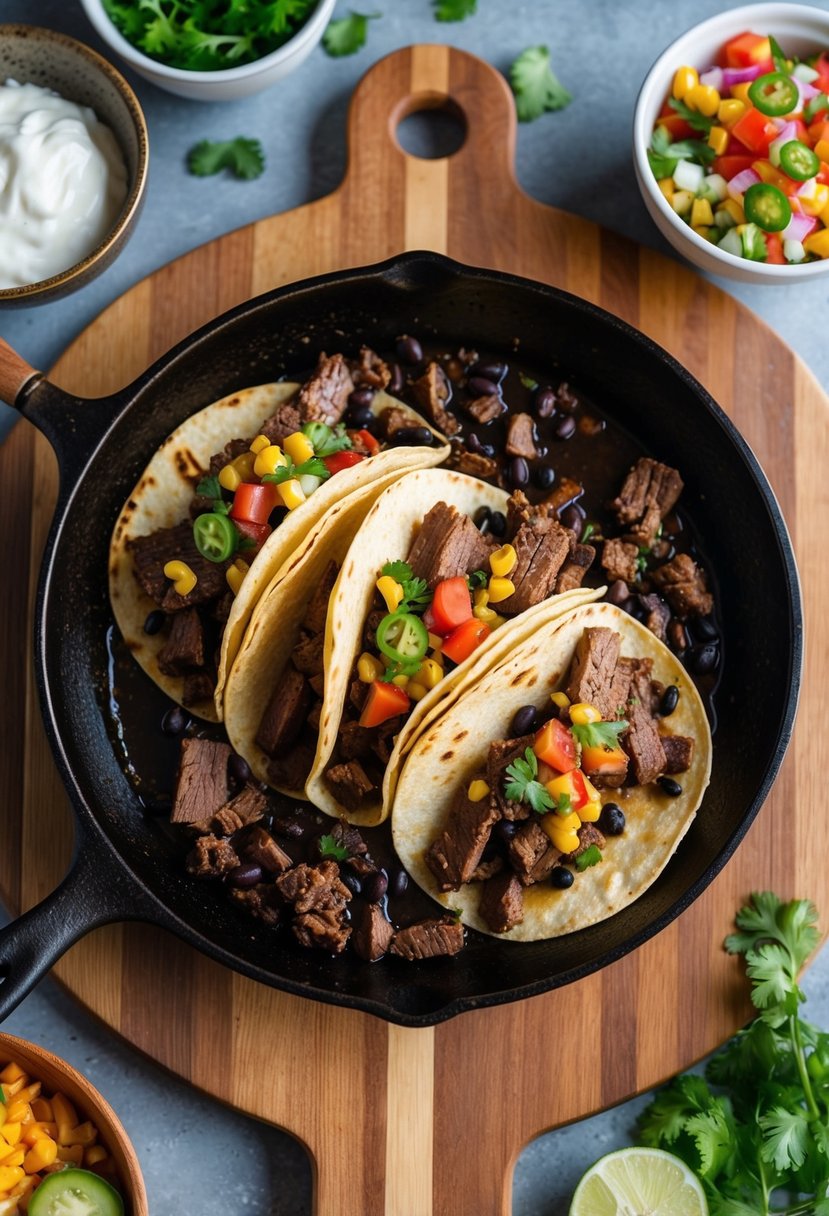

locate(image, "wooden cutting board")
[[1, 45, 827, 1215]]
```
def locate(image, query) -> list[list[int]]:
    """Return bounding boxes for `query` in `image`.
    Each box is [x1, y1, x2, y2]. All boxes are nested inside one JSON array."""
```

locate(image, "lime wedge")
[[569, 1147, 709, 1216]]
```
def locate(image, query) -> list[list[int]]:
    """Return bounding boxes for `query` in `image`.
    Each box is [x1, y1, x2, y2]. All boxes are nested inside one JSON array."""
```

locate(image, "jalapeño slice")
[[748, 71, 799, 117], [743, 182, 792, 232], [779, 139, 820, 181], [193, 511, 238, 562], [376, 612, 429, 666], [28, 1168, 124, 1216]]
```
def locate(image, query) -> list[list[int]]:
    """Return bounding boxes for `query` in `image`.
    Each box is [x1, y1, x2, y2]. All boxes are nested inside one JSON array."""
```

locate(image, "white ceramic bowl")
[[79, 0, 337, 101], [633, 3, 829, 284]]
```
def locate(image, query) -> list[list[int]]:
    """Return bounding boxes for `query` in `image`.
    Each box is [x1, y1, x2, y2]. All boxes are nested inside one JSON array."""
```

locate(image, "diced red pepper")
[[232, 518, 271, 554], [533, 719, 577, 774], [230, 482, 280, 526], [431, 577, 473, 636], [814, 52, 829, 93], [356, 429, 381, 457], [359, 680, 411, 728], [713, 154, 758, 181], [440, 618, 491, 665], [731, 107, 780, 156], [722, 33, 771, 68], [323, 451, 366, 475], [764, 232, 785, 264]]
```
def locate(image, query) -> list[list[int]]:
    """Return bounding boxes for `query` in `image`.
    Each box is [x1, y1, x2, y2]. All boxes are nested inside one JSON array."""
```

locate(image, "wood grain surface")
[[1, 45, 827, 1215]]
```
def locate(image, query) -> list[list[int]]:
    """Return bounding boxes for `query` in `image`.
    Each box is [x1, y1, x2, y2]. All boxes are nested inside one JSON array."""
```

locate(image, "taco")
[[225, 467, 600, 826], [109, 349, 449, 723], [391, 600, 712, 941]]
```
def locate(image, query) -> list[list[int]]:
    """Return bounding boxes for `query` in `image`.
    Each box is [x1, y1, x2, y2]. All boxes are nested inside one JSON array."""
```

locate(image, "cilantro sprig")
[[301, 422, 352, 459], [322, 10, 379, 56], [504, 747, 554, 815], [262, 456, 330, 486], [571, 719, 628, 751], [188, 138, 265, 180], [509, 46, 572, 123], [380, 561, 431, 615], [667, 96, 715, 135], [575, 844, 602, 871], [433, 0, 476, 20], [318, 833, 349, 861], [648, 124, 716, 179]]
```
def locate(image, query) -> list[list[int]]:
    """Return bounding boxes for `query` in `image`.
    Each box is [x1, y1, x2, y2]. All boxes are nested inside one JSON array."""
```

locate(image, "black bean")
[[340, 871, 362, 898], [559, 503, 585, 532], [474, 505, 492, 532], [600, 803, 626, 835], [496, 820, 518, 843], [694, 616, 718, 642], [272, 816, 304, 839], [228, 753, 252, 786], [388, 425, 433, 447], [511, 705, 538, 736], [479, 442, 496, 458], [388, 867, 409, 899], [606, 579, 629, 606], [388, 362, 404, 394], [467, 375, 499, 397], [467, 432, 482, 453], [396, 335, 422, 365], [228, 863, 263, 889], [534, 387, 557, 419], [509, 456, 529, 488], [534, 464, 555, 491], [470, 359, 507, 382], [657, 776, 683, 797], [658, 685, 680, 718], [554, 416, 577, 441], [363, 870, 388, 903], [690, 643, 719, 675], [489, 511, 507, 537], [345, 403, 374, 429], [161, 706, 189, 736], [348, 386, 375, 411], [143, 609, 165, 636], [550, 866, 574, 889]]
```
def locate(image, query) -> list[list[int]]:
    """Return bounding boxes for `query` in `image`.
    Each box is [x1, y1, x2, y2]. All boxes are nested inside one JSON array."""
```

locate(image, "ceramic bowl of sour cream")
[[0, 25, 148, 304]]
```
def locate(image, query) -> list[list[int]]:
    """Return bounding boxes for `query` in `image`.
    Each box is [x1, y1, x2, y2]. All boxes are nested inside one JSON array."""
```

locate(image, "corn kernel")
[[718, 97, 745, 126], [2, 1148, 24, 1168], [707, 125, 728, 156], [815, 139, 829, 163], [671, 189, 694, 215], [731, 82, 752, 105], [276, 478, 306, 511], [0, 1140, 19, 1165], [804, 228, 829, 257], [487, 577, 514, 603], [0, 1066, 25, 1087], [579, 800, 602, 823], [57, 1145, 84, 1165], [691, 197, 714, 227], [467, 779, 490, 802], [11, 1174, 35, 1198], [657, 177, 675, 202], [427, 632, 443, 652], [489, 543, 517, 578], [569, 702, 601, 725], [225, 559, 249, 597], [163, 560, 197, 597], [218, 463, 241, 492], [415, 658, 443, 689], [672, 65, 698, 101], [84, 1145, 108, 1167], [357, 652, 383, 682], [51, 1095, 77, 1139], [231, 451, 256, 481], [550, 691, 570, 710], [376, 575, 404, 613], [801, 184, 829, 217], [15, 1085, 40, 1107], [542, 821, 580, 854], [721, 197, 745, 224], [1, 1125, 21, 1147], [472, 587, 489, 609], [391, 674, 409, 689], [473, 604, 498, 624], [0, 1165, 24, 1190], [253, 444, 286, 478], [548, 809, 581, 833], [687, 83, 720, 117], [22, 1122, 56, 1147], [407, 682, 427, 702], [248, 433, 270, 455], [23, 1137, 57, 1173], [283, 431, 315, 464], [2, 1080, 25, 1100]]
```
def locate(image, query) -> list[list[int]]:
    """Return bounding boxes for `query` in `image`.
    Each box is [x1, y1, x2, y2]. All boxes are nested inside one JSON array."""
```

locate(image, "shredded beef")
[[425, 777, 500, 892], [236, 825, 292, 874], [650, 553, 714, 618], [277, 861, 351, 913], [661, 734, 695, 774], [407, 502, 496, 589], [623, 663, 667, 785], [259, 402, 303, 447], [186, 834, 239, 879], [157, 608, 204, 676], [487, 735, 535, 820], [464, 395, 502, 424], [505, 413, 538, 459], [565, 627, 623, 719], [339, 720, 373, 761], [305, 560, 338, 636], [409, 362, 460, 437], [479, 871, 524, 934], [639, 593, 671, 642], [130, 522, 231, 611], [294, 908, 351, 953], [325, 759, 376, 811], [293, 631, 325, 676], [171, 738, 231, 824], [611, 457, 683, 547], [182, 671, 216, 707], [191, 784, 267, 836], [329, 819, 368, 856], [602, 538, 640, 585], [544, 477, 584, 515], [508, 819, 560, 886], [352, 903, 394, 962], [207, 436, 250, 477], [296, 353, 354, 425], [498, 518, 571, 615], [352, 345, 391, 390], [469, 857, 504, 882], [256, 667, 312, 757], [390, 916, 464, 960], [446, 444, 498, 479], [228, 884, 281, 927], [556, 541, 596, 593]]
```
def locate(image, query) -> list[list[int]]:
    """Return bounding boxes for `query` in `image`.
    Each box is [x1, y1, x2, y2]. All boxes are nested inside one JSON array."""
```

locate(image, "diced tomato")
[[232, 518, 271, 554], [731, 107, 780, 156], [764, 233, 786, 264], [545, 768, 597, 813], [230, 482, 280, 526], [356, 429, 381, 457], [713, 154, 757, 181], [440, 618, 491, 665], [814, 52, 829, 93], [533, 719, 577, 774], [323, 451, 365, 475], [656, 113, 695, 142], [431, 577, 473, 636], [722, 32, 771, 68], [359, 680, 411, 729], [809, 119, 829, 146], [581, 744, 629, 780]]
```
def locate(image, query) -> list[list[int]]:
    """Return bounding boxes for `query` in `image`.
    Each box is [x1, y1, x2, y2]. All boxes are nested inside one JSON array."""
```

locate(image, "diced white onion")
[[673, 159, 705, 194], [793, 63, 819, 83], [717, 228, 744, 257], [783, 238, 806, 262], [298, 474, 323, 496]]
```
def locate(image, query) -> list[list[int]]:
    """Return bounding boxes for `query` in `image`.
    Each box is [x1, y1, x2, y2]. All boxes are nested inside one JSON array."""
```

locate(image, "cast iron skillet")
[[0, 252, 802, 1027]]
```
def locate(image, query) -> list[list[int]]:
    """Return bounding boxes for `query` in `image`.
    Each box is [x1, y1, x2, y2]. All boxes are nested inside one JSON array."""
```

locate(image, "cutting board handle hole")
[[393, 95, 467, 160]]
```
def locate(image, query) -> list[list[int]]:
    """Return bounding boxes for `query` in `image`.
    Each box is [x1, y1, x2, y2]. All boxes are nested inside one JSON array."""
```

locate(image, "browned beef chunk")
[[668, 620, 689, 654], [276, 860, 351, 913], [505, 489, 556, 536], [367, 715, 405, 767], [228, 884, 281, 927], [407, 502, 496, 589], [190, 493, 215, 520], [409, 362, 460, 437], [565, 627, 622, 719], [212, 591, 234, 624], [186, 834, 239, 878], [329, 819, 368, 857], [479, 871, 524, 934], [425, 777, 500, 892], [349, 679, 369, 712], [508, 819, 560, 886], [208, 436, 250, 477], [339, 720, 373, 761], [376, 406, 411, 438], [602, 538, 640, 585], [352, 902, 394, 962], [352, 345, 391, 390], [487, 735, 534, 820], [171, 738, 231, 824], [294, 908, 351, 953], [590, 762, 629, 791], [505, 413, 538, 459], [556, 542, 596, 593], [363, 609, 386, 649], [256, 667, 312, 757], [623, 663, 667, 785], [236, 825, 292, 874], [446, 444, 498, 479], [309, 672, 326, 698], [307, 699, 323, 733], [157, 608, 204, 676], [499, 518, 571, 616], [266, 741, 316, 791], [639, 593, 671, 642], [469, 857, 504, 882], [562, 822, 606, 861], [305, 559, 339, 636], [661, 734, 695, 774], [191, 784, 267, 835], [130, 522, 231, 611], [650, 554, 713, 618], [259, 402, 303, 447], [293, 631, 325, 676], [182, 671, 216, 708], [297, 353, 354, 425], [464, 395, 502, 425], [325, 760, 376, 811], [611, 457, 683, 547], [390, 916, 465, 960]]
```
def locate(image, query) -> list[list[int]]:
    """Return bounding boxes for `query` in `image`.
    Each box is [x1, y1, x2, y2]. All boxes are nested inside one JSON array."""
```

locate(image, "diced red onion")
[[769, 121, 800, 165], [794, 77, 821, 105], [722, 63, 767, 87], [782, 211, 817, 242], [727, 168, 760, 199], [700, 66, 724, 91]]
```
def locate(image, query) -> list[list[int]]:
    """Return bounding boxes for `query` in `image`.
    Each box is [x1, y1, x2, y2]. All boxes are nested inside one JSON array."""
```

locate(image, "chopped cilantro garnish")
[[318, 833, 349, 861], [380, 560, 431, 615], [648, 123, 715, 178], [769, 34, 790, 75], [188, 138, 265, 180], [196, 474, 223, 499], [581, 522, 596, 544], [322, 10, 379, 56], [509, 46, 572, 123], [552, 792, 572, 817], [262, 456, 330, 485], [667, 96, 715, 135], [467, 569, 488, 590], [575, 844, 602, 871], [504, 747, 554, 814], [571, 719, 628, 751], [301, 421, 353, 458]]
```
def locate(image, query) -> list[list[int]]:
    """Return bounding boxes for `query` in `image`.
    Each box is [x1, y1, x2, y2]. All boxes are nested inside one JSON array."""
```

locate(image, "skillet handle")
[[0, 337, 41, 404]]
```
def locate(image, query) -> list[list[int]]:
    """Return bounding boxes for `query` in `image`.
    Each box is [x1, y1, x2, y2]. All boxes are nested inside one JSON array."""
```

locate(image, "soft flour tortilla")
[[300, 468, 596, 826], [109, 382, 448, 722], [392, 600, 712, 941]]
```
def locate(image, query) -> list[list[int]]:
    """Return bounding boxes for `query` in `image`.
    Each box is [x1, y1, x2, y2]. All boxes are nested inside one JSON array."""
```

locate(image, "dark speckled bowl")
[[0, 25, 148, 306]]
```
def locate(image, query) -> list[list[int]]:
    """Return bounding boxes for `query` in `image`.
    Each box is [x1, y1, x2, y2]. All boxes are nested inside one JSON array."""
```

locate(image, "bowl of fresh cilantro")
[[80, 0, 338, 100]]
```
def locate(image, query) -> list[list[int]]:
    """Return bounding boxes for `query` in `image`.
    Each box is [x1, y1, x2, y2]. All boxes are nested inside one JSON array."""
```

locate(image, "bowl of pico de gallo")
[[633, 3, 829, 282]]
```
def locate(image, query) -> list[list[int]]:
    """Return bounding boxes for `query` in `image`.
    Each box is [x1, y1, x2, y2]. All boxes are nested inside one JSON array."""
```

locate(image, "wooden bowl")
[[0, 1032, 148, 1215]]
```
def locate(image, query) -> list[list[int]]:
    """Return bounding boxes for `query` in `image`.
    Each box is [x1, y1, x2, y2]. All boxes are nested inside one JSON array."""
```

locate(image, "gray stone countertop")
[[1, 0, 827, 1212]]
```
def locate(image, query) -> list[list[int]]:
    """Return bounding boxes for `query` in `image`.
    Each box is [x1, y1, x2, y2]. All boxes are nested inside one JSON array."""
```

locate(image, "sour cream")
[[0, 80, 128, 289]]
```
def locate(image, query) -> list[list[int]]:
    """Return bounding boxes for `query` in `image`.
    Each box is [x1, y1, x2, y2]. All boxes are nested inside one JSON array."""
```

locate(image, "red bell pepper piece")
[[230, 482, 280, 526], [359, 680, 411, 728], [440, 618, 491, 665], [731, 107, 779, 156], [713, 154, 758, 181], [656, 112, 695, 142], [323, 451, 365, 475], [232, 518, 271, 554], [814, 52, 829, 93], [356, 429, 381, 457], [764, 233, 786, 264], [533, 719, 577, 774], [431, 577, 473, 636], [722, 33, 771, 68]]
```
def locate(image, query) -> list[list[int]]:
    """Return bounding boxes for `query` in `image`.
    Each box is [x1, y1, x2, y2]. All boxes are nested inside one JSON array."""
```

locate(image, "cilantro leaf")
[[648, 149, 679, 180], [504, 747, 554, 814], [519, 371, 539, 391], [552, 792, 572, 817], [769, 34, 790, 75], [433, 0, 476, 20], [318, 833, 349, 861], [467, 570, 488, 590], [759, 1105, 811, 1172], [322, 10, 379, 57], [188, 137, 265, 181], [196, 474, 223, 499], [380, 560, 432, 615], [571, 719, 628, 750], [668, 96, 714, 134], [301, 422, 352, 459], [575, 844, 602, 871], [509, 46, 572, 123], [262, 456, 330, 485], [382, 560, 412, 583]]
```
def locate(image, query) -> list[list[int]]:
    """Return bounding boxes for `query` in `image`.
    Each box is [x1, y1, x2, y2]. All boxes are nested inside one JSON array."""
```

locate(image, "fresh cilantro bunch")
[[638, 892, 829, 1216], [380, 561, 431, 615], [434, 0, 476, 20], [509, 46, 572, 123]]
